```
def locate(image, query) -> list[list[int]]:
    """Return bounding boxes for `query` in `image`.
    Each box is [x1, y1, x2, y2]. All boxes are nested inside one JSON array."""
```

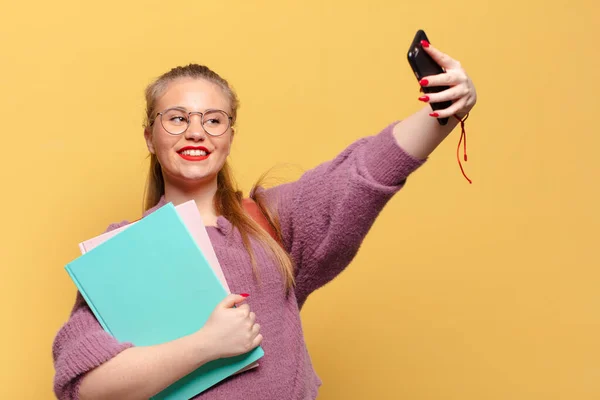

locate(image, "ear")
[[227, 128, 235, 156], [144, 128, 155, 154]]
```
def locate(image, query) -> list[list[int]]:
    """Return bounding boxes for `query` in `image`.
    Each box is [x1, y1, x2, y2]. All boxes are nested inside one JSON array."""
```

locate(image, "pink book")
[[78, 200, 230, 293]]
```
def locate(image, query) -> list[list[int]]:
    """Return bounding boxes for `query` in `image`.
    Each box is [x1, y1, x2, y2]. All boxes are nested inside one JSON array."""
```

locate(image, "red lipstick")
[[177, 146, 210, 162]]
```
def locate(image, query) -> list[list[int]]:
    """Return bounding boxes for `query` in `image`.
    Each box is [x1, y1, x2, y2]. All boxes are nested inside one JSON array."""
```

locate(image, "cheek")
[[220, 134, 233, 157], [223, 141, 232, 157], [153, 135, 178, 157]]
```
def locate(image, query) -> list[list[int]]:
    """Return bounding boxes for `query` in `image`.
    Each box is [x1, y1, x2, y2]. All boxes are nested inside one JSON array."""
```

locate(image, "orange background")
[[1, 0, 598, 398]]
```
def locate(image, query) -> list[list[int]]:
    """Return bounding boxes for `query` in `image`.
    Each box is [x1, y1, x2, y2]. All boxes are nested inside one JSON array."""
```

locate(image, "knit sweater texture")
[[52, 122, 425, 399]]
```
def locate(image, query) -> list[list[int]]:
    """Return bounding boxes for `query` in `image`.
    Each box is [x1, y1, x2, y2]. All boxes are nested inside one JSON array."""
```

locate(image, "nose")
[[184, 113, 206, 141]]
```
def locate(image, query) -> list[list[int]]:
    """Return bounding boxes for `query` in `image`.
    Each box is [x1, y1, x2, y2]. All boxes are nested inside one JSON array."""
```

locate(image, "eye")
[[163, 110, 189, 125], [204, 118, 221, 125], [203, 110, 229, 127]]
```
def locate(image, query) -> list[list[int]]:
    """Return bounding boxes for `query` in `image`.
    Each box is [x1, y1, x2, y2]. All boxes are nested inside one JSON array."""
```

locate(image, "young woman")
[[52, 42, 476, 400]]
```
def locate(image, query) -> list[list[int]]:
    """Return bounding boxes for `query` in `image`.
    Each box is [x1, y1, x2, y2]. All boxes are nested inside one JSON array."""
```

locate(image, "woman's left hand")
[[419, 41, 477, 119]]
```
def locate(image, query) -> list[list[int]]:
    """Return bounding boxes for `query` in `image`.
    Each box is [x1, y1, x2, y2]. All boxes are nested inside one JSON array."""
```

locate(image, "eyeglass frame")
[[150, 107, 234, 137]]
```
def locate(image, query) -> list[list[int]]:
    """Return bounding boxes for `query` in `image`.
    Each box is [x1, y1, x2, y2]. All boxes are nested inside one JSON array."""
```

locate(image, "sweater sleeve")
[[52, 221, 135, 400], [259, 122, 426, 309]]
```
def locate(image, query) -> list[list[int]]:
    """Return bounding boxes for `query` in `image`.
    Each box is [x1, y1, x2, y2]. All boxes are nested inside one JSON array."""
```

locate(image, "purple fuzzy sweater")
[[52, 123, 425, 400]]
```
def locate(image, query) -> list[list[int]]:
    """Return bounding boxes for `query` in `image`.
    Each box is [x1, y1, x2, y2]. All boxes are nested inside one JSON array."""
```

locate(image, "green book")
[[65, 203, 264, 399]]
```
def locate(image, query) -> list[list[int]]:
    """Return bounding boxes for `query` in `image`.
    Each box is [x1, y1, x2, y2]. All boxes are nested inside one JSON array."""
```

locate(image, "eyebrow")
[[165, 106, 230, 113], [164, 105, 230, 113], [167, 106, 192, 112]]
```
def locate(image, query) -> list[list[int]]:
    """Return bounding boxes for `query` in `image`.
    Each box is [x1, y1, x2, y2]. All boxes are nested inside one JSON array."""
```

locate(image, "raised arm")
[[261, 42, 476, 308], [260, 125, 423, 309]]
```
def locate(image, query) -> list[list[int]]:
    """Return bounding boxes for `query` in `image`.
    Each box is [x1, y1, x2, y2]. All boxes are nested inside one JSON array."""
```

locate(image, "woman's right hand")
[[194, 294, 262, 361]]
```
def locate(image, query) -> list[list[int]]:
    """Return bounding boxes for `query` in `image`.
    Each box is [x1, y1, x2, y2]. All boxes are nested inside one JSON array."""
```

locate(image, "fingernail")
[[418, 95, 430, 102], [240, 293, 250, 298], [420, 40, 430, 48], [420, 79, 429, 86], [429, 112, 439, 117]]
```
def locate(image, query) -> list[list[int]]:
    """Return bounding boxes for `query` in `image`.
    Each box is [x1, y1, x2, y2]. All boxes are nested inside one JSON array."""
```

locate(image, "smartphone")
[[407, 30, 451, 125]]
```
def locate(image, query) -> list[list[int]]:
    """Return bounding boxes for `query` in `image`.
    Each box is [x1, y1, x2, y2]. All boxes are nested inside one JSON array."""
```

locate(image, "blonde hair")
[[142, 64, 294, 292]]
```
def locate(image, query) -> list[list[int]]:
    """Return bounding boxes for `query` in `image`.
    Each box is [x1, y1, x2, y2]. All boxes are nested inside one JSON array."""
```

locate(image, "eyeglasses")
[[152, 107, 233, 137]]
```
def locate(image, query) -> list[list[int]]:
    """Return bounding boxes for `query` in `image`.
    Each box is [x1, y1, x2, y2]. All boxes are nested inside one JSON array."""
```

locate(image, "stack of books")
[[65, 200, 264, 399]]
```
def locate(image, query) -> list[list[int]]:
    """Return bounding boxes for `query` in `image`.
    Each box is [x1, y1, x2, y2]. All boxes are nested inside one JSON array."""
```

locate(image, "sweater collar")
[[142, 195, 232, 235], [142, 195, 169, 218]]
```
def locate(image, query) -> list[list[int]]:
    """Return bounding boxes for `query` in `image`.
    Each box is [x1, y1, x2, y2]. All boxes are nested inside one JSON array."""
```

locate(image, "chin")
[[161, 158, 223, 186], [179, 169, 219, 184]]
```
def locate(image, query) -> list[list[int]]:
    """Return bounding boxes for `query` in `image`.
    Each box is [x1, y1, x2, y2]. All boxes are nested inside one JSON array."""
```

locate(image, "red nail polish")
[[420, 40, 430, 48], [240, 293, 250, 298], [429, 112, 439, 117], [418, 95, 429, 102], [420, 79, 429, 86]]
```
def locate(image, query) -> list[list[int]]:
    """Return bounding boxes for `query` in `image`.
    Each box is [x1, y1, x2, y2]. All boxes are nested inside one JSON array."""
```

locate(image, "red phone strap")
[[455, 113, 472, 184]]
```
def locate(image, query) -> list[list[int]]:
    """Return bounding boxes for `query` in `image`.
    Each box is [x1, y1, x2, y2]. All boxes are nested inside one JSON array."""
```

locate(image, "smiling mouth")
[[180, 149, 208, 156], [178, 147, 211, 161]]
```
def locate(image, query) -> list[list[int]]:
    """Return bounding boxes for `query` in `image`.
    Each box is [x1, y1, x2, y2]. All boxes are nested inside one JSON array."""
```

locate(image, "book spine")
[[65, 264, 113, 336]]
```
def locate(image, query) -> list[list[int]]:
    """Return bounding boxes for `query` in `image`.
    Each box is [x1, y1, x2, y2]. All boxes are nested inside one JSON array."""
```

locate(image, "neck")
[[163, 177, 219, 226]]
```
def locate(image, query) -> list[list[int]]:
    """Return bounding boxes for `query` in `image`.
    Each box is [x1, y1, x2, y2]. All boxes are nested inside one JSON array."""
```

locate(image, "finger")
[[251, 323, 261, 337], [422, 42, 460, 70], [251, 334, 263, 349], [419, 84, 469, 104], [237, 303, 250, 316], [248, 311, 256, 324], [420, 70, 465, 88], [430, 97, 468, 119], [220, 294, 248, 309]]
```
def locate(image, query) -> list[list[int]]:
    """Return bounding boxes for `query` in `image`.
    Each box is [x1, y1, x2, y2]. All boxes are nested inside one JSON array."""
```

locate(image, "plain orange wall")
[[1, 0, 599, 399]]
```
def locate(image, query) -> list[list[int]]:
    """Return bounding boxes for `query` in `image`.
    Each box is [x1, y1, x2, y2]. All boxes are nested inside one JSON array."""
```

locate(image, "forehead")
[[156, 78, 231, 112]]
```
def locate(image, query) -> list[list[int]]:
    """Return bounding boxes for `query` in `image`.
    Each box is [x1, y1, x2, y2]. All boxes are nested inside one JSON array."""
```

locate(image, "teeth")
[[181, 149, 207, 156]]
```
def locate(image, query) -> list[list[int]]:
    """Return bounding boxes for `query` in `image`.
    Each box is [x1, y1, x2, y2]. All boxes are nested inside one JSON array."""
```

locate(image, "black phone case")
[[407, 30, 451, 125]]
